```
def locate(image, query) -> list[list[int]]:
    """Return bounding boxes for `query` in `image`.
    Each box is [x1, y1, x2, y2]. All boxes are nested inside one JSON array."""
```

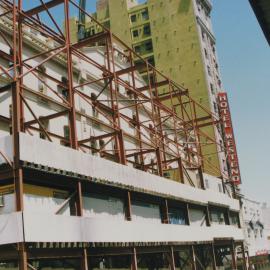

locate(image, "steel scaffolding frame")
[[0, 0, 243, 269], [0, 0, 228, 181]]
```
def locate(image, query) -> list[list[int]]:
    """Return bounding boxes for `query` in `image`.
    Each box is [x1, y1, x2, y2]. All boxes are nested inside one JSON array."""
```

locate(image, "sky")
[[212, 0, 270, 204], [22, 0, 270, 204]]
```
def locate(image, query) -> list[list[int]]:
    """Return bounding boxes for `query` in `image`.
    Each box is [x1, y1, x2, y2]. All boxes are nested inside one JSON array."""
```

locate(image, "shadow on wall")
[[179, 0, 191, 14]]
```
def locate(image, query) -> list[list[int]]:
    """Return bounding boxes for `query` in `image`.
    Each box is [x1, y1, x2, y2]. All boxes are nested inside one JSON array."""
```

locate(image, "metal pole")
[[170, 246, 176, 270], [131, 247, 138, 270], [230, 241, 237, 270], [191, 245, 197, 270], [211, 244, 217, 270], [12, 0, 27, 268], [64, 0, 78, 149]]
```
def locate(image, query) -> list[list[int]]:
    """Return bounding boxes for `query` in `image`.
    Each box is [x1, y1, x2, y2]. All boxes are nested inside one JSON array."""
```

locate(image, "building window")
[[134, 45, 141, 54], [37, 66, 47, 94], [168, 207, 188, 225], [63, 125, 69, 140], [130, 14, 136, 23], [201, 30, 205, 40], [210, 208, 226, 225], [230, 212, 239, 227], [213, 101, 218, 113], [145, 41, 153, 52], [247, 228, 251, 238], [254, 229, 258, 239], [143, 25, 151, 36], [58, 76, 68, 100], [204, 48, 208, 59], [210, 83, 214, 94], [142, 10, 149, 20], [146, 56, 155, 66], [132, 29, 139, 38], [207, 66, 211, 76]]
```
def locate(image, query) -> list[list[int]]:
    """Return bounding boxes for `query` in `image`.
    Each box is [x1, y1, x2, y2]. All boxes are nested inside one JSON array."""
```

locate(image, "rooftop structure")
[[0, 1, 245, 270]]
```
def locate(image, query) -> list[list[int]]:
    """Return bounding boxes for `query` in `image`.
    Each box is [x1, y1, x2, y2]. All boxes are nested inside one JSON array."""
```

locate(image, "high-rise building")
[[0, 1, 246, 269], [70, 0, 227, 177]]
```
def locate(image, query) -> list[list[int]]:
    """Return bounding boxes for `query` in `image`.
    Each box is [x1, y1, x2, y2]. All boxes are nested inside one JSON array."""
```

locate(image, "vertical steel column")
[[191, 99, 204, 170], [211, 244, 217, 270], [170, 246, 176, 270], [198, 166, 205, 189], [221, 177, 226, 194], [64, 0, 78, 149], [145, 63, 163, 176], [18, 243, 27, 270], [191, 245, 197, 270], [12, 1, 27, 269], [64, 2, 85, 267], [105, 34, 126, 164], [76, 181, 88, 270], [118, 129, 127, 165], [130, 51, 144, 169], [205, 205, 211, 227], [153, 70, 167, 167], [156, 147, 163, 176], [12, 83, 24, 211], [125, 191, 132, 221], [177, 158, 184, 183], [230, 241, 237, 270], [131, 247, 138, 270]]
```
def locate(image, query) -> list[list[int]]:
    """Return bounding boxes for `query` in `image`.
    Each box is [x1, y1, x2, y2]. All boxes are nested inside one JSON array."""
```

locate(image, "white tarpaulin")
[[23, 212, 244, 243], [17, 133, 240, 211], [0, 212, 24, 245]]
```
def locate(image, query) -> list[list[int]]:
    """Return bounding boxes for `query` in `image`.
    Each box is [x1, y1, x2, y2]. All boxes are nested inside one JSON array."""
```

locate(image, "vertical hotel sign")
[[218, 92, 241, 185]]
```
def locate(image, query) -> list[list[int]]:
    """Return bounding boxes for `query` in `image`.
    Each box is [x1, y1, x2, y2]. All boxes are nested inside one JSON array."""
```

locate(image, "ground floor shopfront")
[[0, 241, 247, 270]]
